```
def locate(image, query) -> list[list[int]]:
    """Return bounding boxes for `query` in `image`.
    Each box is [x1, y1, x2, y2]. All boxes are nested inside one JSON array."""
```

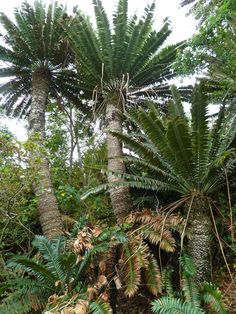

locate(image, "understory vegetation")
[[0, 0, 235, 313]]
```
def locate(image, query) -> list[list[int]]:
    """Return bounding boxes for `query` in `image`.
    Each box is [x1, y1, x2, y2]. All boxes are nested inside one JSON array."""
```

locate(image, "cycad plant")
[[0, 235, 112, 314], [112, 84, 236, 282], [63, 0, 185, 220], [0, 211, 181, 313], [151, 254, 226, 314], [0, 1, 80, 238]]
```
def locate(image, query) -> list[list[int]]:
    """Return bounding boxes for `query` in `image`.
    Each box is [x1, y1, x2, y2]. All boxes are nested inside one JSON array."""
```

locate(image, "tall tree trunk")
[[105, 91, 132, 221], [187, 199, 212, 283], [28, 68, 63, 239]]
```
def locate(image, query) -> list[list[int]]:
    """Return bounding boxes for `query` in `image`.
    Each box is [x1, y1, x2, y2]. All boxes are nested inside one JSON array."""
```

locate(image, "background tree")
[[0, 0, 80, 238], [64, 0, 185, 221], [177, 0, 236, 101], [112, 85, 236, 282]]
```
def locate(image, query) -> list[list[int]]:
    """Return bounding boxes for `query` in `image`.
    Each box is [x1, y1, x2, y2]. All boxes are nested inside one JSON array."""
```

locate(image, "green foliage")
[[152, 254, 226, 314], [0, 0, 80, 118], [0, 236, 68, 313], [152, 297, 204, 314], [89, 299, 112, 314], [0, 211, 179, 313], [63, 0, 185, 105], [177, 0, 236, 101], [0, 126, 39, 254], [111, 85, 236, 196]]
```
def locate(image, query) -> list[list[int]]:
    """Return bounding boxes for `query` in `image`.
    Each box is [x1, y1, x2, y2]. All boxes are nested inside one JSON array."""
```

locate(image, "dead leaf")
[[98, 275, 108, 286], [74, 300, 89, 314], [61, 307, 75, 314], [101, 291, 109, 302], [87, 287, 97, 301], [99, 260, 106, 273], [92, 226, 101, 237], [48, 293, 58, 304]]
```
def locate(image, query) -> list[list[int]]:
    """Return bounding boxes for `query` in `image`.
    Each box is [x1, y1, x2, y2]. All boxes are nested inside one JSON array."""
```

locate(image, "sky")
[[0, 0, 197, 141]]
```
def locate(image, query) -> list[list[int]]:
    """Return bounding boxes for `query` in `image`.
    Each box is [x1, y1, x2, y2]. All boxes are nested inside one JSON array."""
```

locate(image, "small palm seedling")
[[151, 254, 227, 314], [111, 84, 236, 282]]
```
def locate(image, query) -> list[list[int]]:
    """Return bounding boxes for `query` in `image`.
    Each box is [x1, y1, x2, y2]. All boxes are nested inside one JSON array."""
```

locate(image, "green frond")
[[181, 271, 200, 308], [65, 12, 103, 83], [151, 297, 205, 314], [96, 228, 128, 244], [168, 85, 188, 120], [123, 1, 156, 72], [132, 42, 181, 86], [166, 117, 193, 185], [105, 171, 183, 193], [80, 184, 109, 201], [162, 267, 174, 297], [32, 235, 66, 281], [7, 255, 56, 287], [180, 254, 196, 277], [200, 283, 227, 314], [0, 277, 48, 314], [191, 84, 210, 184], [145, 254, 162, 295], [89, 299, 112, 314], [112, 0, 128, 75], [93, 0, 112, 74], [179, 255, 200, 308]]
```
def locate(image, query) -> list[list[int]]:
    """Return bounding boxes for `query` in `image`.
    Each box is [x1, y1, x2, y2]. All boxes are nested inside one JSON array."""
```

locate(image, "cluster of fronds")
[[110, 85, 236, 197], [69, 209, 182, 299], [151, 254, 227, 314], [0, 209, 180, 313]]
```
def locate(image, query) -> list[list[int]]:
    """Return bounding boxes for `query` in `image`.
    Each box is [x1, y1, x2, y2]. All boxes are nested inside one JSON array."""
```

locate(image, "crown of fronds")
[[111, 84, 236, 197], [0, 0, 79, 117], [63, 0, 185, 100]]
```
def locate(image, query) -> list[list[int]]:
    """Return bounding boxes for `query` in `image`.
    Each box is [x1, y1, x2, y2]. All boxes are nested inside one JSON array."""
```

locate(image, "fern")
[[200, 283, 227, 314], [32, 235, 66, 281], [151, 297, 205, 314], [180, 254, 200, 308], [0, 277, 48, 314], [89, 299, 112, 314], [162, 267, 175, 297]]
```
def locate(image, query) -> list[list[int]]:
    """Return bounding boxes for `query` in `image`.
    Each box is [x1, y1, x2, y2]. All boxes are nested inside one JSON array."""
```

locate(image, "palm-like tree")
[[112, 85, 236, 282], [0, 1, 80, 238], [64, 0, 185, 220]]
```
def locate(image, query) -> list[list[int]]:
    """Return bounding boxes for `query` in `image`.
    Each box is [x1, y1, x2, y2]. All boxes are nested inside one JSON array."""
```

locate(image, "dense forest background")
[[0, 0, 236, 313]]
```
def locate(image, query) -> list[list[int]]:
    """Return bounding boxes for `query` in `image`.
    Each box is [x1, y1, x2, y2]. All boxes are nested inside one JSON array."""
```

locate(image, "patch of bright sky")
[[0, 0, 198, 141]]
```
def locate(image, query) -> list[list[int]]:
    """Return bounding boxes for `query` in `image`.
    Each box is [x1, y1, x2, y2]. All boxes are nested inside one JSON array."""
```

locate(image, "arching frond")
[[151, 297, 205, 314], [200, 283, 227, 314]]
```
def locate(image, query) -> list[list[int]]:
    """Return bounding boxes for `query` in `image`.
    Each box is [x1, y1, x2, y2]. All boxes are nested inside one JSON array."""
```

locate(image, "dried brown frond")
[[73, 227, 93, 254], [144, 254, 162, 296], [121, 242, 142, 297]]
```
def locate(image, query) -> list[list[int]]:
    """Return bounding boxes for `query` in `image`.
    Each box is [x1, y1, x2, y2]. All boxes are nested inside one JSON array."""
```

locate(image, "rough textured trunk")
[[28, 68, 63, 239], [187, 199, 212, 283], [105, 91, 131, 221]]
